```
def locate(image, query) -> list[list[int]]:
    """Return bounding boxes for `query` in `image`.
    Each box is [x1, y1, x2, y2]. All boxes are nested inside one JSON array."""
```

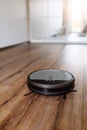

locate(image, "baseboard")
[[0, 41, 30, 50]]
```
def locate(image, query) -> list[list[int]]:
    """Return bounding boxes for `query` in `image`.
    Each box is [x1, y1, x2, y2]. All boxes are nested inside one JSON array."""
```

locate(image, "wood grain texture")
[[0, 43, 87, 130]]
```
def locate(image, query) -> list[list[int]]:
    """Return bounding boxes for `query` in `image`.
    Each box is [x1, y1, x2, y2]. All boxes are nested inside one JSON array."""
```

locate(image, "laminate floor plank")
[[0, 44, 41, 68], [0, 44, 87, 130]]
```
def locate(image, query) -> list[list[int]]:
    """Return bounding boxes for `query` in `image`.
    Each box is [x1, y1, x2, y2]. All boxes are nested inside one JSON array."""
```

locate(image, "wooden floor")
[[0, 43, 87, 130]]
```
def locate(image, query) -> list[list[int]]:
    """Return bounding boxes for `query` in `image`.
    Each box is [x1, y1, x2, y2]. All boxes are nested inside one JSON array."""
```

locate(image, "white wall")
[[0, 0, 28, 48], [30, 0, 63, 40]]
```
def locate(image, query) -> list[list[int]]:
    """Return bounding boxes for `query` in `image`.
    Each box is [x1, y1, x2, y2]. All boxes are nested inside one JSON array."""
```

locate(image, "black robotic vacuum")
[[27, 69, 75, 98]]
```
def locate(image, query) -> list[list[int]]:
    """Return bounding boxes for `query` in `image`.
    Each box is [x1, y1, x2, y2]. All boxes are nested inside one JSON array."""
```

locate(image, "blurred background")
[[30, 0, 87, 43]]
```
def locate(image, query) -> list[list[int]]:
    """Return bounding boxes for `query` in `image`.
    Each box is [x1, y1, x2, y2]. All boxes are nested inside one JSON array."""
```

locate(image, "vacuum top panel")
[[30, 69, 73, 81]]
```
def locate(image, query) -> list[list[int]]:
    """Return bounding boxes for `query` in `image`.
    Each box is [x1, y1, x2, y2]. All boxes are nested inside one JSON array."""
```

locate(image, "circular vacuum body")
[[27, 69, 75, 96]]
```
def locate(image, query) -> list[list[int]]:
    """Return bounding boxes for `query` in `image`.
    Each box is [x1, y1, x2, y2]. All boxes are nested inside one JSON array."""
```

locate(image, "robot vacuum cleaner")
[[27, 69, 75, 98]]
